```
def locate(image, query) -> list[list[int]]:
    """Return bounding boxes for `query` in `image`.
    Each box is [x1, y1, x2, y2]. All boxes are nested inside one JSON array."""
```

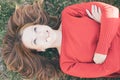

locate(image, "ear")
[[37, 48, 45, 52]]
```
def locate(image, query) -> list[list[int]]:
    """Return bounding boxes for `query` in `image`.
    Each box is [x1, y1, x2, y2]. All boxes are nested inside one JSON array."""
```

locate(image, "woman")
[[2, 1, 120, 80], [2, 1, 61, 80]]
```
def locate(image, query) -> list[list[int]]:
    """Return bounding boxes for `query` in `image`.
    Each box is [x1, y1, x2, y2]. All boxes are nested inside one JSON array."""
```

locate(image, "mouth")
[[46, 30, 50, 41], [46, 30, 49, 37]]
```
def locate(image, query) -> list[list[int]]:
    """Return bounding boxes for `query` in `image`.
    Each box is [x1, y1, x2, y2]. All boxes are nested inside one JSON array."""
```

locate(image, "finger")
[[92, 5, 95, 15], [98, 7, 102, 15], [94, 5, 98, 13], [86, 9, 94, 19]]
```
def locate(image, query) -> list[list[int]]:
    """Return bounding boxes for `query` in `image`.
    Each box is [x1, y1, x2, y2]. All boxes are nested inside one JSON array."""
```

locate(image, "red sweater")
[[60, 2, 120, 78]]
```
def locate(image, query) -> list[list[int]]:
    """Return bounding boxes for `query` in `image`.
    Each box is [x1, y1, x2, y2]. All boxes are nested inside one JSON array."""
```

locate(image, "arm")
[[60, 49, 119, 78], [61, 2, 120, 77], [86, 4, 119, 64], [86, 3, 119, 64], [95, 3, 119, 54], [62, 2, 120, 64], [62, 2, 119, 54]]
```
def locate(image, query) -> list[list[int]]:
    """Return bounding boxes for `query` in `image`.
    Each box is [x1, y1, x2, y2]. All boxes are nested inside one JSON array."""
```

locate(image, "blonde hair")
[[2, 1, 61, 80]]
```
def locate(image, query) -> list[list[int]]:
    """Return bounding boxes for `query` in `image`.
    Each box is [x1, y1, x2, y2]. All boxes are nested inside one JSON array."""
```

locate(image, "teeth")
[[47, 37, 51, 41]]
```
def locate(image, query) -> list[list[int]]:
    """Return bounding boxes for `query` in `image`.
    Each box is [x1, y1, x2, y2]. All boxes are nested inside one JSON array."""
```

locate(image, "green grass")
[[0, 0, 120, 80]]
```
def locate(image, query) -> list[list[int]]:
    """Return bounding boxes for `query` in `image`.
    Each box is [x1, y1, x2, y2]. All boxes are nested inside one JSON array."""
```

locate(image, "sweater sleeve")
[[60, 51, 119, 78], [62, 2, 120, 54], [95, 18, 119, 54]]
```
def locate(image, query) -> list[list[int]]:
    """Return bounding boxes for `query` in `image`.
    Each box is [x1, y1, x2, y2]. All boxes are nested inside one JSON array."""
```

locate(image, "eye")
[[33, 39, 37, 45], [45, 39, 48, 42]]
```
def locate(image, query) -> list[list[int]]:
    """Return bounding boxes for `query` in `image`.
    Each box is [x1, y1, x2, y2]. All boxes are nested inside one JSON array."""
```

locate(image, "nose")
[[36, 30, 48, 39]]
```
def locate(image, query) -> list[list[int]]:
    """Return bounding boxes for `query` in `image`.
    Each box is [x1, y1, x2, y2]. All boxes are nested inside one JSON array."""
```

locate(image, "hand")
[[86, 5, 101, 23], [93, 53, 107, 64]]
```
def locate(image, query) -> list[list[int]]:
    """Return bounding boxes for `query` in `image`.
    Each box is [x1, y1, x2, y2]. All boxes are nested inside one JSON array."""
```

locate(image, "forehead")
[[21, 25, 35, 49]]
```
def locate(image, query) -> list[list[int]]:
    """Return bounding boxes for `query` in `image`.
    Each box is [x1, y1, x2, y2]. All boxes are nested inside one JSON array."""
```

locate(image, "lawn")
[[0, 0, 120, 80]]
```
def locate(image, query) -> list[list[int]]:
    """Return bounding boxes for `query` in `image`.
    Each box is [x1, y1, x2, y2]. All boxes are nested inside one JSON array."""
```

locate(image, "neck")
[[54, 30, 62, 52], [52, 24, 62, 53]]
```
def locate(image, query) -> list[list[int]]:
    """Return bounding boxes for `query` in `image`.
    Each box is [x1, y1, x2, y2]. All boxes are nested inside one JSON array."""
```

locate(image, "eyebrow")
[[31, 27, 37, 46], [31, 39, 36, 48], [31, 26, 37, 45], [34, 27, 37, 32]]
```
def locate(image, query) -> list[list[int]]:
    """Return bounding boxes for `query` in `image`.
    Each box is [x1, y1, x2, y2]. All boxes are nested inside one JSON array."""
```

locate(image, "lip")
[[47, 30, 50, 37], [46, 30, 50, 39]]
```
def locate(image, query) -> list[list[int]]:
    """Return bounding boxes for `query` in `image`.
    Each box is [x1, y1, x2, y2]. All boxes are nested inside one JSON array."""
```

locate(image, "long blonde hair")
[[2, 1, 61, 80]]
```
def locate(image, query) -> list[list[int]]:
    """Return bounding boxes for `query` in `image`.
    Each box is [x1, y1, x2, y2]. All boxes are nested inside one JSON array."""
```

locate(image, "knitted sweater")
[[60, 2, 120, 78]]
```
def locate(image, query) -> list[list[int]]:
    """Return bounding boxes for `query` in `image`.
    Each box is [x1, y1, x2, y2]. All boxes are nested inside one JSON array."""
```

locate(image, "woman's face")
[[21, 25, 57, 51]]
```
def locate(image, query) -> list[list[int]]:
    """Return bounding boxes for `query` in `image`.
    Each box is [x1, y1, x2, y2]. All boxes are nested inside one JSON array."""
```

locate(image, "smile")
[[46, 30, 50, 40]]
